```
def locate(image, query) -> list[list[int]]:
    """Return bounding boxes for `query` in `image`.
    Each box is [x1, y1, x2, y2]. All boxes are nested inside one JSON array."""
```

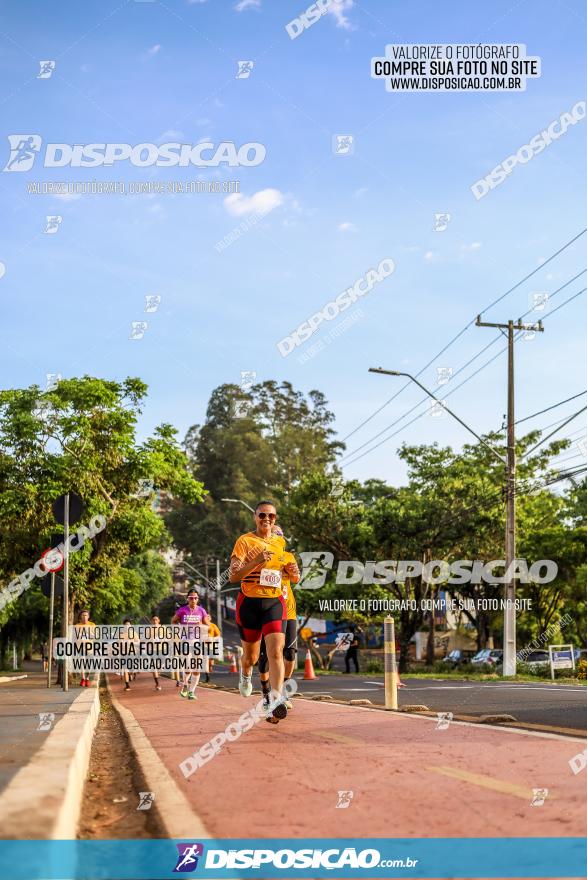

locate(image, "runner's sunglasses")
[[257, 512, 277, 520]]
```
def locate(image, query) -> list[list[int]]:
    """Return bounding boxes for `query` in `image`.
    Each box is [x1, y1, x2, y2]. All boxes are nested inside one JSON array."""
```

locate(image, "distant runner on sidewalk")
[[150, 615, 163, 691], [229, 500, 296, 723], [77, 609, 96, 687], [172, 588, 208, 700]]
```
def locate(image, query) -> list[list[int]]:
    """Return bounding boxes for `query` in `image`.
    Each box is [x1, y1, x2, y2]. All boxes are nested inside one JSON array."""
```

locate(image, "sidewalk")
[[0, 667, 99, 838], [113, 674, 587, 839]]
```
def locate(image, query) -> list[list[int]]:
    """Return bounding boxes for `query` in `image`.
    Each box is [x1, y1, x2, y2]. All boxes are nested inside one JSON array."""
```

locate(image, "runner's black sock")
[[261, 679, 271, 696]]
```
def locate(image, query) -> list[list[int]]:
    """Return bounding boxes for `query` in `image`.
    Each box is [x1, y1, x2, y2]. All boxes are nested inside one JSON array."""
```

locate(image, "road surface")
[[112, 672, 587, 842], [205, 664, 587, 736]]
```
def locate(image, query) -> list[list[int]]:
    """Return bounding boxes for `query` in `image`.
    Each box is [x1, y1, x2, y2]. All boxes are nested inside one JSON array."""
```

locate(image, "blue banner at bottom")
[[0, 838, 586, 879]]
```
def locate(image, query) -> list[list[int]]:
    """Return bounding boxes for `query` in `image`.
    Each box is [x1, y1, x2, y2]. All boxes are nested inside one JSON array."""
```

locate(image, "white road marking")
[[399, 685, 476, 690]]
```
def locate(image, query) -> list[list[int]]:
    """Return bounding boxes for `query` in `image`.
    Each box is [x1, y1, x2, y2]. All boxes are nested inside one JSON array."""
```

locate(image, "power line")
[[480, 228, 587, 318], [341, 229, 587, 445], [541, 283, 587, 322], [516, 389, 587, 425], [526, 398, 587, 457], [342, 337, 513, 469], [343, 266, 587, 469], [340, 333, 503, 463]]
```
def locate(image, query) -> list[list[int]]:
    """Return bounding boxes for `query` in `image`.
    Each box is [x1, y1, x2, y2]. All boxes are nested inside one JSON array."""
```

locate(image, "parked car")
[[441, 649, 477, 666], [471, 649, 503, 667], [522, 647, 581, 671], [522, 650, 550, 669]]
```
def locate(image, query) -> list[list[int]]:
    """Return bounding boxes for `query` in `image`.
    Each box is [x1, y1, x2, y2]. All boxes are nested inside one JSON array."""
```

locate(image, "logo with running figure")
[[298, 551, 334, 589], [4, 135, 42, 172], [173, 843, 204, 873]]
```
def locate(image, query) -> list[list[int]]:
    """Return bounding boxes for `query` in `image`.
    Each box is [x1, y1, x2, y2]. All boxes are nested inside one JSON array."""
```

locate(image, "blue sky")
[[0, 0, 586, 485]]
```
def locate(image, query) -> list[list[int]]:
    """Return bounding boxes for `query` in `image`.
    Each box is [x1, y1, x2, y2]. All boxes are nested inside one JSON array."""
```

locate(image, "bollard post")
[[384, 616, 398, 710], [47, 572, 55, 688]]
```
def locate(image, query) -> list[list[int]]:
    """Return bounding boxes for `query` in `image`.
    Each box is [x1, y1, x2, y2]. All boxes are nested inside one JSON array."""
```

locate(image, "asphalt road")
[[215, 626, 587, 736], [209, 665, 587, 732]]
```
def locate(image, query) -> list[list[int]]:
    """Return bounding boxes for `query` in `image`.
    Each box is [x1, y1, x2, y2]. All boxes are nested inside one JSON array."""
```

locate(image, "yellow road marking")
[[316, 731, 362, 745], [274, 727, 362, 746], [428, 765, 551, 800]]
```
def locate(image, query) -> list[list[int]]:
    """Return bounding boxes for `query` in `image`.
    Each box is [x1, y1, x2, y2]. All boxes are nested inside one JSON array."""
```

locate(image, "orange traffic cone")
[[303, 649, 316, 680], [229, 652, 238, 673]]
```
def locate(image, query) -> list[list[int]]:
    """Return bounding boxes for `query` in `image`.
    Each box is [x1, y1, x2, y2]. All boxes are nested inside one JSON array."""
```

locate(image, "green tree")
[[0, 377, 205, 630], [166, 381, 342, 567]]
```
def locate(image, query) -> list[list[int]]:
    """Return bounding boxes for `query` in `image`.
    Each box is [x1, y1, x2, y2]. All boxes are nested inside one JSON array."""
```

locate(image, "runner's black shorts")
[[236, 593, 286, 643], [258, 619, 297, 672]]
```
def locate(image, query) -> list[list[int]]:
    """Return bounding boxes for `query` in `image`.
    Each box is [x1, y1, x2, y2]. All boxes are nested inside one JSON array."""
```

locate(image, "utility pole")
[[62, 493, 70, 692], [475, 316, 544, 675]]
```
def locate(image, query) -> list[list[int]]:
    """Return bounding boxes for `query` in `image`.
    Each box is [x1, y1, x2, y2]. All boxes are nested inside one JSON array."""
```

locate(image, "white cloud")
[[338, 222, 357, 232], [145, 44, 161, 59], [354, 187, 367, 197], [54, 191, 82, 202], [424, 250, 435, 262], [327, 0, 355, 31], [224, 188, 284, 217], [156, 129, 185, 143], [235, 0, 261, 10], [461, 242, 482, 253]]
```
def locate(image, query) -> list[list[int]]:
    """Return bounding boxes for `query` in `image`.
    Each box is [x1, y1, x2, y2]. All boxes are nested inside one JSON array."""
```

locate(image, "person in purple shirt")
[[172, 588, 208, 700]]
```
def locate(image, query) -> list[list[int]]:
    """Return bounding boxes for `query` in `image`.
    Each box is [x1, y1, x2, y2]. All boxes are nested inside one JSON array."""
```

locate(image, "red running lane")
[[112, 676, 585, 841]]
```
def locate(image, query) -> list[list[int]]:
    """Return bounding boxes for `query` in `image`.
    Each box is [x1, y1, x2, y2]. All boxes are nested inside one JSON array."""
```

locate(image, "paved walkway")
[[113, 674, 587, 839], [0, 664, 82, 795]]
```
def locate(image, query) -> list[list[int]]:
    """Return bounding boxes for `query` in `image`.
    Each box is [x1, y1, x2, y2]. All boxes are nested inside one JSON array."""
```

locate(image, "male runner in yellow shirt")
[[229, 501, 297, 722]]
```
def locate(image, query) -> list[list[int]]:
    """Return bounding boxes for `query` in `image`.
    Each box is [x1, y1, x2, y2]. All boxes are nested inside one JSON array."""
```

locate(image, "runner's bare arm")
[[283, 561, 300, 583], [229, 550, 272, 582]]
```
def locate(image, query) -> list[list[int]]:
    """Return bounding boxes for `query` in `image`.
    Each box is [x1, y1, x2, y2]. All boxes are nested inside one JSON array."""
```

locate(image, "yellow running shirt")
[[231, 531, 286, 598], [281, 551, 298, 620]]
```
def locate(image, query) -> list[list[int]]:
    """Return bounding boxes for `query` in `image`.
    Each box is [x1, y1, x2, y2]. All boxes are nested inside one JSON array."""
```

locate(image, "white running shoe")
[[239, 674, 253, 697]]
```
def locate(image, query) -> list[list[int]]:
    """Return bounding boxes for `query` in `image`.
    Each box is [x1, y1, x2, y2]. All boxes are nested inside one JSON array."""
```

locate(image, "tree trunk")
[[426, 587, 436, 666], [399, 624, 412, 673]]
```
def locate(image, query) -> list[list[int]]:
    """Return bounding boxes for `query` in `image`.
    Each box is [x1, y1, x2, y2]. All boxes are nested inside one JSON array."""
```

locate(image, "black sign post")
[[52, 492, 84, 692], [48, 572, 55, 689], [41, 574, 63, 688]]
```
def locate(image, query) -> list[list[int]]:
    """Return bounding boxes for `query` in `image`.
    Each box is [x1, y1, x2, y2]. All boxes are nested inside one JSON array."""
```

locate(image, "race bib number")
[[260, 568, 282, 589]]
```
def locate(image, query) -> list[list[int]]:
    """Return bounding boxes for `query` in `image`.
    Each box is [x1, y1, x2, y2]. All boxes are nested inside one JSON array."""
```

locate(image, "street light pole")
[[369, 366, 509, 673], [221, 497, 255, 514], [368, 369, 506, 465]]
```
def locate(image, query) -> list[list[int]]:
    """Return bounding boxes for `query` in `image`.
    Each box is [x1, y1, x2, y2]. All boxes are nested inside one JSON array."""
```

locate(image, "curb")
[[0, 685, 99, 839], [107, 680, 213, 840], [0, 674, 28, 684]]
